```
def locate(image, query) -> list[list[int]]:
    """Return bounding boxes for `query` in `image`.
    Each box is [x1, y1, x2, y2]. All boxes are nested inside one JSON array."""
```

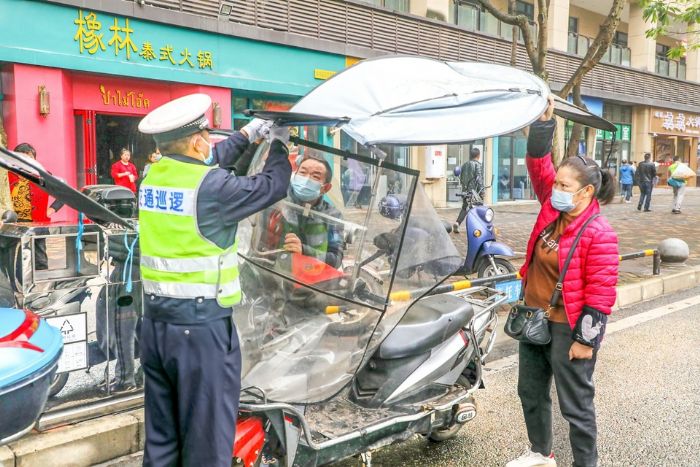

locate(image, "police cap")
[[138, 93, 212, 144]]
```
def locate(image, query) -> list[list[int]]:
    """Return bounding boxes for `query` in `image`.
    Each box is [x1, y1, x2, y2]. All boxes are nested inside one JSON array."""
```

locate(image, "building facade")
[[1, 0, 698, 209]]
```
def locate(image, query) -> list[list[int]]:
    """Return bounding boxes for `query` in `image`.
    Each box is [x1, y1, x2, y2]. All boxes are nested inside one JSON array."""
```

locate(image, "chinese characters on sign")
[[139, 186, 193, 216], [650, 108, 700, 137], [74, 10, 214, 70]]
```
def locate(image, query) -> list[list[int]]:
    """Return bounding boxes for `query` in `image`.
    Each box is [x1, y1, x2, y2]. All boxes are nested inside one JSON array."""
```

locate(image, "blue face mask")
[[551, 187, 584, 212], [198, 137, 214, 166], [154, 154, 162, 162], [290, 173, 322, 202]]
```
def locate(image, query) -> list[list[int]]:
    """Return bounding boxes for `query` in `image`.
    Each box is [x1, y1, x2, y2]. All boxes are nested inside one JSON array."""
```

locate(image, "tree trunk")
[[566, 84, 585, 158], [509, 0, 517, 67]]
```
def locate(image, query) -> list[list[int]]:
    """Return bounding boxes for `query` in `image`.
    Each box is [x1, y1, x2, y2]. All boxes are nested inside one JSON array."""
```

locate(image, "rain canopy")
[[250, 56, 615, 145], [235, 141, 462, 403], [232, 58, 615, 403]]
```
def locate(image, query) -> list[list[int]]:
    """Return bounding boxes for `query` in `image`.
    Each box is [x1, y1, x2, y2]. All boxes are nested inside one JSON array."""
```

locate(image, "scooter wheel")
[[49, 372, 69, 398], [476, 257, 515, 278]]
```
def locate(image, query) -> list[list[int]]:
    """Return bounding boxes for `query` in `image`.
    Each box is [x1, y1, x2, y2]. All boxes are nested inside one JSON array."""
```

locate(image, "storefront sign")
[[99, 84, 151, 109], [650, 108, 700, 136], [314, 69, 337, 80], [595, 123, 631, 141], [73, 10, 214, 70]]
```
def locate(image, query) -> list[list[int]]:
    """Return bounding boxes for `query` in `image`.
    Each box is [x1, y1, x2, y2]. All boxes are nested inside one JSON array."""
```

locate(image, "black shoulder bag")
[[504, 214, 600, 345]]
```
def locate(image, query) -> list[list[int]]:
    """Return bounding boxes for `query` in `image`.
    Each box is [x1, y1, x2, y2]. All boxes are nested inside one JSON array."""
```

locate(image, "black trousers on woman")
[[518, 322, 598, 467]]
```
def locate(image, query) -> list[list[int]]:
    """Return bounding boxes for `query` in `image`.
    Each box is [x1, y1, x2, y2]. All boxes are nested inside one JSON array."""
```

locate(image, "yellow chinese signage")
[[650, 108, 700, 137], [73, 10, 214, 70]]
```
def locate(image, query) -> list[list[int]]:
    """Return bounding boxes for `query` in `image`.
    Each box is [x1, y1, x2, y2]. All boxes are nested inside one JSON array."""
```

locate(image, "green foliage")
[[642, 0, 699, 59]]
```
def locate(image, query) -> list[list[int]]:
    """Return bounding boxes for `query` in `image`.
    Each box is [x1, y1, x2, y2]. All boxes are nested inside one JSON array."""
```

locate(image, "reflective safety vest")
[[138, 157, 241, 307]]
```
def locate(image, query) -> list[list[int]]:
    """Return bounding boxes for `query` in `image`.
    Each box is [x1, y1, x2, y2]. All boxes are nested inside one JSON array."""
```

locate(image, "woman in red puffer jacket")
[[507, 98, 618, 467]]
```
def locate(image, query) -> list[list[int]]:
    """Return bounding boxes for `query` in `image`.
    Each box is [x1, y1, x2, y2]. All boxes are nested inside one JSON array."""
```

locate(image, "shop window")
[[446, 142, 485, 202], [231, 94, 297, 130], [602, 103, 632, 124], [497, 134, 532, 201]]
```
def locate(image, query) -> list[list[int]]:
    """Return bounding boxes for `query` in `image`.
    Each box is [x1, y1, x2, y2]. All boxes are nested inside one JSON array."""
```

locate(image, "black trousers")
[[456, 198, 470, 225], [638, 181, 653, 211], [141, 316, 241, 467], [518, 322, 598, 467]]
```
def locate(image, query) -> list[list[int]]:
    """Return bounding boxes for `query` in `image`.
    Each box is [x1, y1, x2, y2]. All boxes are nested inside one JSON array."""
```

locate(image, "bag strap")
[[548, 213, 601, 309]]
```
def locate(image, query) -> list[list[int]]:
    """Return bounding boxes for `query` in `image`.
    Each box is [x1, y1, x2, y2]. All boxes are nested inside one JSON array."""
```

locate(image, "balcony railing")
[[567, 32, 631, 67], [452, 3, 537, 44], [656, 56, 687, 80]]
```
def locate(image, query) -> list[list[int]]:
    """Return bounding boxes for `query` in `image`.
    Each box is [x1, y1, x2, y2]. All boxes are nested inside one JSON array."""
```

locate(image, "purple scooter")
[[450, 188, 515, 278]]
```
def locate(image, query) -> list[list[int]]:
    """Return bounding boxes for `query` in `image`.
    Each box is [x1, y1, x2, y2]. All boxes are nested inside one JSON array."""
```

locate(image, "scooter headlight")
[[484, 208, 494, 223]]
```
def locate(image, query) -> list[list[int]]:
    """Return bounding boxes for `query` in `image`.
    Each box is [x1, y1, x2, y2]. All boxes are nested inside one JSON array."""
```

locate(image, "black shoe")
[[672, 209, 681, 214], [644, 209, 652, 212], [637, 205, 642, 211], [452, 223, 460, 233]]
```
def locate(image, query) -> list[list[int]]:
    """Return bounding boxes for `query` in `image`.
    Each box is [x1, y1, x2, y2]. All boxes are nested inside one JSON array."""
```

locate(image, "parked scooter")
[[451, 188, 515, 277]]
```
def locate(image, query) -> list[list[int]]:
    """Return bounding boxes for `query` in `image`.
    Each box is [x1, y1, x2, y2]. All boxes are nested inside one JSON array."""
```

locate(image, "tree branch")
[[536, 0, 549, 79], [477, 0, 542, 76], [559, 0, 626, 98]]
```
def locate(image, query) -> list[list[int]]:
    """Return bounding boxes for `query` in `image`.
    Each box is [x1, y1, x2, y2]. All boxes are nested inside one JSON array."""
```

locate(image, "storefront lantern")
[[38, 85, 50, 116], [212, 101, 222, 128]]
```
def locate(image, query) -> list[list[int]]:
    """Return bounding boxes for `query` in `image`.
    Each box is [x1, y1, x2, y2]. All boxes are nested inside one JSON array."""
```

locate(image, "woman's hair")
[[559, 155, 615, 205]]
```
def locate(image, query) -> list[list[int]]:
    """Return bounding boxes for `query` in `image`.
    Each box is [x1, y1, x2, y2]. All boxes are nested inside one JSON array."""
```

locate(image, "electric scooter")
[[451, 189, 516, 277]]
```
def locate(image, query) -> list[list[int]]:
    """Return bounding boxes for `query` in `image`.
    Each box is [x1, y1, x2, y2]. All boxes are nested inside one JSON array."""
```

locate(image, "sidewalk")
[[444, 186, 699, 284]]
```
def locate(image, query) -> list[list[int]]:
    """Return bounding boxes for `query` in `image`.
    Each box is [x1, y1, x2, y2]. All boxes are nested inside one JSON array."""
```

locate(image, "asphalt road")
[[332, 286, 700, 467], [101, 286, 700, 467]]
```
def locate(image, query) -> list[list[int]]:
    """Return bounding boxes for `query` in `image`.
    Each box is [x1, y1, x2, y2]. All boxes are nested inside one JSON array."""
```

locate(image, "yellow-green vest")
[[138, 157, 241, 307]]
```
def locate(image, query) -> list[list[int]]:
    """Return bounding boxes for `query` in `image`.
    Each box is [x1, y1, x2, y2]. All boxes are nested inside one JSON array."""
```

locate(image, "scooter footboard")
[[238, 396, 466, 467]]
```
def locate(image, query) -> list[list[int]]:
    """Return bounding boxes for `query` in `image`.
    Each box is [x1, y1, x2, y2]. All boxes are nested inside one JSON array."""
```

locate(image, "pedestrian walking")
[[453, 147, 484, 233], [137, 93, 291, 467], [668, 156, 692, 214], [507, 97, 619, 467], [618, 159, 634, 203], [636, 153, 656, 212]]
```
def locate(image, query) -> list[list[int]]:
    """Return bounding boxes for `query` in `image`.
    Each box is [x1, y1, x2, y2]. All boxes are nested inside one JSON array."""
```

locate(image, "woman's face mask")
[[290, 173, 322, 202], [551, 187, 585, 212]]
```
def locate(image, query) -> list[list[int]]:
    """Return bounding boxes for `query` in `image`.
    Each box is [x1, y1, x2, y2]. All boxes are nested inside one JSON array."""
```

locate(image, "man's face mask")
[[197, 136, 214, 165], [290, 173, 322, 202]]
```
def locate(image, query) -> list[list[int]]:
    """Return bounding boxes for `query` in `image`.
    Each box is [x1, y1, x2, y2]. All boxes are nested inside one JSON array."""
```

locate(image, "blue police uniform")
[[140, 127, 291, 466]]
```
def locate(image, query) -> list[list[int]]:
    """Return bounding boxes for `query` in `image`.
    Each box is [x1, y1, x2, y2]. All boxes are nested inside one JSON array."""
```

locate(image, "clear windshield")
[[235, 139, 461, 403]]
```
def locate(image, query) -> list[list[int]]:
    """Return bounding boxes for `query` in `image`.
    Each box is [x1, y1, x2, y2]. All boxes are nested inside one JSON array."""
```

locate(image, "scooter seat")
[[378, 294, 474, 359]]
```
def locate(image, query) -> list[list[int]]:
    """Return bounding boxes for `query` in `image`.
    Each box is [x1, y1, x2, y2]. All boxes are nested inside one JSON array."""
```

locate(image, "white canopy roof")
[[290, 56, 550, 146]]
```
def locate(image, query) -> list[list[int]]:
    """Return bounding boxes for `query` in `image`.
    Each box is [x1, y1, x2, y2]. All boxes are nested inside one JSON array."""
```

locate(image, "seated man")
[[264, 156, 345, 269]]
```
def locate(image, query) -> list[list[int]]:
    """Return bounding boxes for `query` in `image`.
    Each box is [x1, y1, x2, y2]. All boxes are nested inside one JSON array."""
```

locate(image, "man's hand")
[[283, 233, 302, 254], [569, 341, 594, 360], [539, 95, 555, 122], [46, 207, 55, 218], [128, 174, 136, 183]]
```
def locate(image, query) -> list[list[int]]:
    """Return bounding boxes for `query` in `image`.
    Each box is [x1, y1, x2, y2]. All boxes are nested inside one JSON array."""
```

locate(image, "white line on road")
[[484, 294, 700, 375]]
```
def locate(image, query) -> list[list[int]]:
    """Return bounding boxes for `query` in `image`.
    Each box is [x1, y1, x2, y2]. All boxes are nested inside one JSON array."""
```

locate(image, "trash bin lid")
[[0, 308, 63, 389]]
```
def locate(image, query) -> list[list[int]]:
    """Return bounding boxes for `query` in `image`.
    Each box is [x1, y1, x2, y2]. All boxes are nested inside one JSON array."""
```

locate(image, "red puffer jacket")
[[519, 154, 619, 329]]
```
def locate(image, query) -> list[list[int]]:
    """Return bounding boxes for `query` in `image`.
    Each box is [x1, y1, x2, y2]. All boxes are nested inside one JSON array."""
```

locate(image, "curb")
[[0, 409, 144, 467], [613, 265, 700, 311], [1, 266, 698, 467]]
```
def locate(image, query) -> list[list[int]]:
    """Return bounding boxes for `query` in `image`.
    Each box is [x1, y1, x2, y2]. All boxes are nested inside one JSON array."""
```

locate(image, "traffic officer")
[[137, 93, 291, 466]]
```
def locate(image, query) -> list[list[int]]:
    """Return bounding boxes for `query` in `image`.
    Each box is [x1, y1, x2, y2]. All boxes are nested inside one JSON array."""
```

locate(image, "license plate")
[[495, 279, 522, 303]]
